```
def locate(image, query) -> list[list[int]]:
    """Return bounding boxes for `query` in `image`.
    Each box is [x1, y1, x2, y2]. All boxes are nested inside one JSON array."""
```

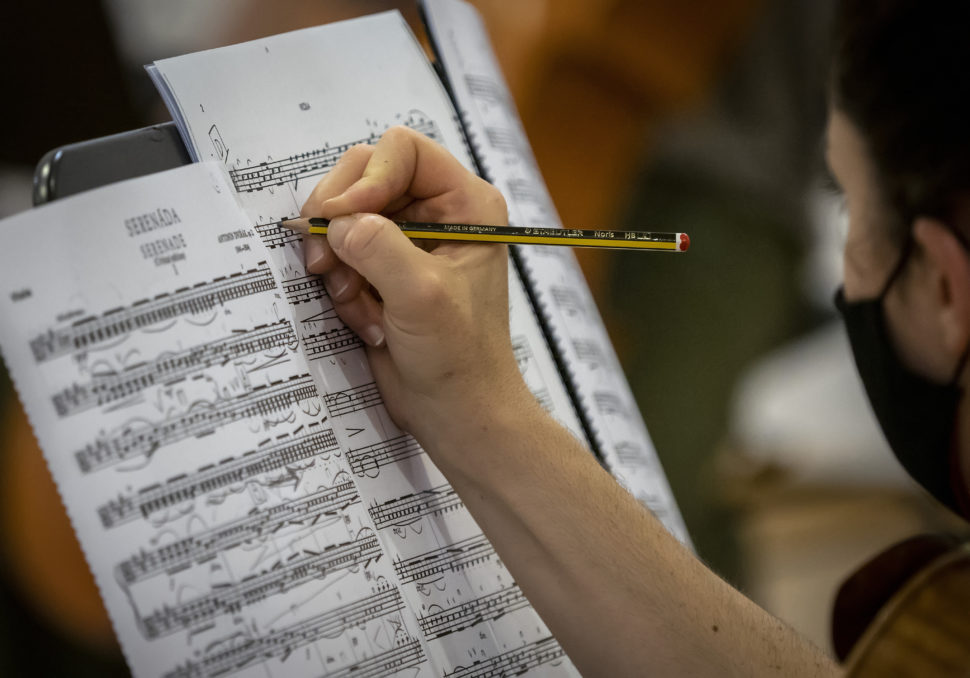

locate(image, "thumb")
[[326, 213, 435, 309]]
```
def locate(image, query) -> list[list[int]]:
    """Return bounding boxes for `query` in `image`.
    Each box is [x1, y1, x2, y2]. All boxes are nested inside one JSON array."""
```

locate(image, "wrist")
[[413, 378, 546, 476]]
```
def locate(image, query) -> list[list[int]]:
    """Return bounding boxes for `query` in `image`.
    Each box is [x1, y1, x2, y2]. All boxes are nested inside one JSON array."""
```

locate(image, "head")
[[827, 0, 970, 512]]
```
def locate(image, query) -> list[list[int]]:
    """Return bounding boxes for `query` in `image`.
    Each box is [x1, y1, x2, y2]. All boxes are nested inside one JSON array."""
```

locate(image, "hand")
[[300, 126, 533, 447]]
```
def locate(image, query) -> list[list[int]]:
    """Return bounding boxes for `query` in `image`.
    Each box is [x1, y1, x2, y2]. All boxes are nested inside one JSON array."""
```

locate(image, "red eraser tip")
[[679, 233, 690, 252]]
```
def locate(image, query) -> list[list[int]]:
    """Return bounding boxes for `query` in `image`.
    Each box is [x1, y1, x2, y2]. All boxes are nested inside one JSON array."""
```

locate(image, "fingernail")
[[362, 324, 385, 347], [307, 249, 326, 272], [324, 268, 350, 301], [326, 214, 355, 250]]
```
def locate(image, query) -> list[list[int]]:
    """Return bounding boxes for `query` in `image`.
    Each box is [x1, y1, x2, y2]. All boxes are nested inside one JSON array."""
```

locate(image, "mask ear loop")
[[951, 344, 970, 384], [945, 226, 970, 384], [878, 232, 915, 300]]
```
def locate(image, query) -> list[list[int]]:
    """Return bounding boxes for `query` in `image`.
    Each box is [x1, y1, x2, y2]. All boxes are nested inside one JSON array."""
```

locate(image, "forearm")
[[424, 397, 840, 677], [299, 129, 838, 676]]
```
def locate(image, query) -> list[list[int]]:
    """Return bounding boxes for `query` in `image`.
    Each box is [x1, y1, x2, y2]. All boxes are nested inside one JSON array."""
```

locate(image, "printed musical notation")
[[97, 425, 338, 528], [254, 219, 303, 250], [614, 441, 651, 470], [346, 435, 424, 478], [162, 585, 411, 678], [418, 583, 529, 639], [322, 381, 383, 418], [321, 638, 425, 678], [393, 534, 496, 584], [115, 480, 360, 584], [444, 636, 565, 678], [302, 326, 363, 361], [52, 319, 297, 417], [549, 285, 584, 318], [30, 263, 276, 364], [138, 528, 383, 639], [570, 339, 605, 370], [367, 484, 463, 530], [282, 273, 326, 306], [464, 74, 505, 105], [227, 111, 441, 193], [75, 374, 320, 473], [594, 391, 627, 418]]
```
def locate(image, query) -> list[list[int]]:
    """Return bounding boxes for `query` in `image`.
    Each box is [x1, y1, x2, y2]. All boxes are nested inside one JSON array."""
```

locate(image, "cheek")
[[841, 253, 866, 301], [842, 241, 886, 301]]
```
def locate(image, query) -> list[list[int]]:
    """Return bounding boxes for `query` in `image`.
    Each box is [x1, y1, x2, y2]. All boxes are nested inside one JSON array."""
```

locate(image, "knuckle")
[[343, 144, 373, 163], [445, 177, 509, 225], [381, 125, 414, 144], [342, 214, 386, 260], [348, 143, 373, 155], [486, 186, 509, 224], [474, 177, 508, 225], [410, 268, 449, 306]]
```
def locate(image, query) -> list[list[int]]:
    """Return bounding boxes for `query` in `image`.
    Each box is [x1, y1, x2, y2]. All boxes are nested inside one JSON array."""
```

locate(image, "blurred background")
[[0, 1, 962, 674]]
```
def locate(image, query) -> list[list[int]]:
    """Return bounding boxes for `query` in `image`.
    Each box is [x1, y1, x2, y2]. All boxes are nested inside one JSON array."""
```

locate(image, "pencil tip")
[[280, 217, 309, 234]]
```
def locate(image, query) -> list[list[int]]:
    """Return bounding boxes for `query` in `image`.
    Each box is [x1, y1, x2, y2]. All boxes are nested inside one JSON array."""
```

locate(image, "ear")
[[912, 217, 970, 359]]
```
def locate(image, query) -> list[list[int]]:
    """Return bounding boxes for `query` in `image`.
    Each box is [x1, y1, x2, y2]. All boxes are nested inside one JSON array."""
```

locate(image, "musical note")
[[418, 583, 529, 639], [346, 435, 424, 478], [323, 382, 383, 418], [367, 484, 463, 530], [227, 112, 441, 194], [444, 636, 565, 678], [30, 263, 276, 363], [138, 529, 382, 639], [52, 320, 296, 417], [96, 426, 338, 528], [161, 585, 409, 678], [75, 374, 320, 473], [302, 326, 363, 361], [593, 391, 627, 418], [393, 534, 496, 584], [282, 273, 326, 305], [254, 219, 303, 250], [115, 479, 360, 584]]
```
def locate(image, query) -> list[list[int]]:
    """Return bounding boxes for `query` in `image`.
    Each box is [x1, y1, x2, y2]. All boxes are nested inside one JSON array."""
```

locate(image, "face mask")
[[835, 236, 969, 514]]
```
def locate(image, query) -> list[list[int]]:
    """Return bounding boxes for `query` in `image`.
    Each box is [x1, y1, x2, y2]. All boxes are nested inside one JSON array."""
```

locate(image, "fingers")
[[301, 145, 372, 302], [391, 173, 508, 226], [332, 285, 386, 348], [326, 213, 438, 315], [318, 126, 483, 219], [298, 128, 510, 352], [301, 144, 374, 217]]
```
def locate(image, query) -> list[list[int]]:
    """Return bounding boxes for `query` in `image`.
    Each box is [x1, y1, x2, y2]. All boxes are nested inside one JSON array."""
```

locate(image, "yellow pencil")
[[281, 217, 690, 252]]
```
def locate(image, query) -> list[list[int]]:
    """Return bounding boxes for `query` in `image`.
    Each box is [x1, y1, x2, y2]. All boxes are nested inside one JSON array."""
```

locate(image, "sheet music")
[[0, 163, 425, 677], [421, 0, 690, 544], [150, 12, 581, 678]]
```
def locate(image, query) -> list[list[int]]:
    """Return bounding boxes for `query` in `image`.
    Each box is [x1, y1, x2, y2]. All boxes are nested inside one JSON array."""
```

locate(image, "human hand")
[[300, 126, 533, 447]]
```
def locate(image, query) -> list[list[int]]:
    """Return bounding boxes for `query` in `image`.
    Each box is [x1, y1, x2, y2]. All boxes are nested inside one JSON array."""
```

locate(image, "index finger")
[[317, 126, 474, 218]]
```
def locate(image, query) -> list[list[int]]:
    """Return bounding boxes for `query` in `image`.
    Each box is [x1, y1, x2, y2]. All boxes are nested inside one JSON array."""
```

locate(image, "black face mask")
[[835, 236, 969, 514]]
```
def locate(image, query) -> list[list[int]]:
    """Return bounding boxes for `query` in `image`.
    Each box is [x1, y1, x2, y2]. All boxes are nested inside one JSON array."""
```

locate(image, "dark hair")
[[831, 1, 970, 240]]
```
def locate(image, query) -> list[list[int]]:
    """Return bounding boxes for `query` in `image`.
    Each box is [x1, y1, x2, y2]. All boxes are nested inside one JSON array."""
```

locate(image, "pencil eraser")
[[679, 233, 690, 252]]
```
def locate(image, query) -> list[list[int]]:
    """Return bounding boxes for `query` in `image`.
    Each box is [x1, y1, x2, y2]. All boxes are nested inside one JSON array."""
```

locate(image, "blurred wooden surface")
[[845, 545, 970, 677], [0, 401, 114, 649]]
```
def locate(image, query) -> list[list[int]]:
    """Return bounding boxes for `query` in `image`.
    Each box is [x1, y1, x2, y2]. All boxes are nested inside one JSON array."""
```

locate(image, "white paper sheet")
[[150, 11, 581, 678], [0, 162, 430, 677]]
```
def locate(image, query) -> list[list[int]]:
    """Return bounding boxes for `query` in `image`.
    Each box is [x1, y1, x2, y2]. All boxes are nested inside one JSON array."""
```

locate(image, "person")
[[297, 1, 970, 674]]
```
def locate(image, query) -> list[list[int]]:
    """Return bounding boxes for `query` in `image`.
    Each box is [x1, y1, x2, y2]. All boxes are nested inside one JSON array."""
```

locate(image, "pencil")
[[281, 217, 690, 252]]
